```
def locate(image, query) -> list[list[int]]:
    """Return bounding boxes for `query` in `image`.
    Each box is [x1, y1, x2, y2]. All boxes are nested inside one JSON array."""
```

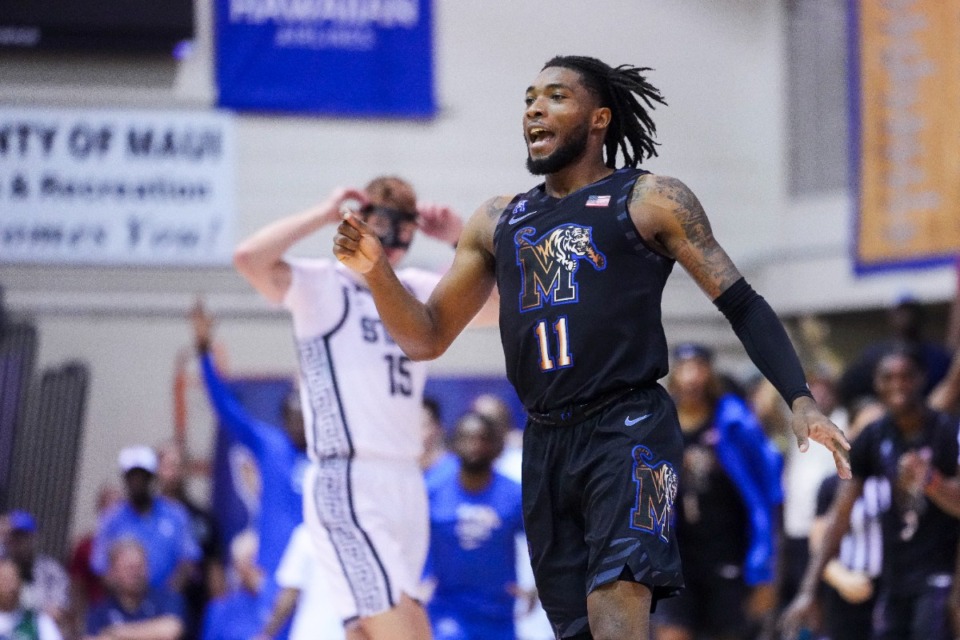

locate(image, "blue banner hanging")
[[216, 0, 435, 117]]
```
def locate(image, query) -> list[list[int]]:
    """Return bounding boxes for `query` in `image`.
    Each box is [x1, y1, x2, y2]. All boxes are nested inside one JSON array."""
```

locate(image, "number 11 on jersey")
[[534, 316, 573, 372]]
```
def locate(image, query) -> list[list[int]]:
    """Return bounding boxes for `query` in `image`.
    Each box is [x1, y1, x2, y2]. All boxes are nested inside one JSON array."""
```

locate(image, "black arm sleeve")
[[713, 277, 813, 406]]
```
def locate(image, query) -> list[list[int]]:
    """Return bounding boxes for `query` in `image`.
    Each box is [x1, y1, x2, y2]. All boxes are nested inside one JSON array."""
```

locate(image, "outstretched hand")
[[417, 202, 463, 246], [790, 395, 852, 479], [334, 211, 385, 274]]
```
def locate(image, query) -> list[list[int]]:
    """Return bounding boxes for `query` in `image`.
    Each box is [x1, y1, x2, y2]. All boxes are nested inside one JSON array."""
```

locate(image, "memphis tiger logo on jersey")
[[514, 223, 606, 311], [630, 445, 678, 543]]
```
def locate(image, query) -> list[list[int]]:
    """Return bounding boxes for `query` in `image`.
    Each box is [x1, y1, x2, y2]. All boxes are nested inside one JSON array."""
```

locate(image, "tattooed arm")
[[335, 195, 505, 360], [628, 173, 741, 296], [629, 174, 851, 478]]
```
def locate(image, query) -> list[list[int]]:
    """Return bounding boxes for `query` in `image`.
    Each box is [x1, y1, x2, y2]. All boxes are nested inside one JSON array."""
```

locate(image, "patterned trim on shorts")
[[311, 458, 394, 616]]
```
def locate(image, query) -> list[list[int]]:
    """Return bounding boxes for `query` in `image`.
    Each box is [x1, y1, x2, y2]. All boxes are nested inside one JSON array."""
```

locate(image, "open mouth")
[[528, 126, 554, 151]]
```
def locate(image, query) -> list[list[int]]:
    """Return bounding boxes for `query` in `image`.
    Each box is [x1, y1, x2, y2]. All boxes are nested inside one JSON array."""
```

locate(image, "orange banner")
[[854, 0, 960, 271]]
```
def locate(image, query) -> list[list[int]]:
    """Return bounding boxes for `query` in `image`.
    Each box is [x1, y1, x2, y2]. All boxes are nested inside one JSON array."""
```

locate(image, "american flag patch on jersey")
[[586, 195, 611, 207]]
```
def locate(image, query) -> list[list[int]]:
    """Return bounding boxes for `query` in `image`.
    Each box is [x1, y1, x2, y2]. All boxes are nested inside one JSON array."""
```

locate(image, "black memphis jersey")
[[493, 167, 674, 413]]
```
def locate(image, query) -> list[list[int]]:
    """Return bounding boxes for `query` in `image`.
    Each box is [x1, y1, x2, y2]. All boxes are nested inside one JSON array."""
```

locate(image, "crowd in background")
[[1, 295, 959, 640]]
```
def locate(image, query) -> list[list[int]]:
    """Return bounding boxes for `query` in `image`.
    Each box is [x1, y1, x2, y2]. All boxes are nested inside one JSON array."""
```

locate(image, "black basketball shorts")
[[521, 384, 685, 638]]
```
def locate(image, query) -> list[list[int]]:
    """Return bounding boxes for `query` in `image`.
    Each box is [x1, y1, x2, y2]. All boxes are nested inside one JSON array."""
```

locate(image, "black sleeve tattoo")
[[632, 176, 741, 299]]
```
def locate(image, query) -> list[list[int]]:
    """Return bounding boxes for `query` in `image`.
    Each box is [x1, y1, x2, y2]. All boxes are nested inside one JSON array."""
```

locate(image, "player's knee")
[[587, 580, 652, 640]]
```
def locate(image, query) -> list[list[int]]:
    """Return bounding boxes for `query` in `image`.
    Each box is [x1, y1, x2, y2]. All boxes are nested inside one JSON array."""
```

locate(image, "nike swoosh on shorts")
[[624, 414, 651, 426]]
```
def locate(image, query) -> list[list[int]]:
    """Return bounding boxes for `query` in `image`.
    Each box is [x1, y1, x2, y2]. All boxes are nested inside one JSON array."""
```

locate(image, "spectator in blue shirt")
[[192, 303, 307, 574], [424, 411, 527, 640], [191, 303, 309, 640], [86, 539, 185, 640], [200, 530, 267, 640], [91, 447, 201, 595]]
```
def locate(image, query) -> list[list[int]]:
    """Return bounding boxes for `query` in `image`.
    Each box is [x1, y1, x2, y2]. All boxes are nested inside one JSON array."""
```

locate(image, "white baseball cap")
[[118, 445, 158, 474]]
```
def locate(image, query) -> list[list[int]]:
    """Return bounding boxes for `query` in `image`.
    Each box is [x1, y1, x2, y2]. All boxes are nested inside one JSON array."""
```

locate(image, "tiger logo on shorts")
[[514, 224, 607, 311], [630, 445, 678, 543]]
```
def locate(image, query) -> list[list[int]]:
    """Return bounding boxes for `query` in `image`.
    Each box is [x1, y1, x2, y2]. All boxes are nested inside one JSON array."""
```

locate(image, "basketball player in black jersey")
[[333, 55, 852, 639]]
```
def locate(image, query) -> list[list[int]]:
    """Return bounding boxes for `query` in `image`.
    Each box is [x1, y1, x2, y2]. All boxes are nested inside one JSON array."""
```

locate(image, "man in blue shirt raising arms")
[[191, 302, 309, 640]]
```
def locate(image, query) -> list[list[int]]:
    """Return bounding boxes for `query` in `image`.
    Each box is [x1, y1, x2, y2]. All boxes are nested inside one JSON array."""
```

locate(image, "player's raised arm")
[[628, 172, 852, 479], [234, 187, 366, 304], [335, 195, 508, 361]]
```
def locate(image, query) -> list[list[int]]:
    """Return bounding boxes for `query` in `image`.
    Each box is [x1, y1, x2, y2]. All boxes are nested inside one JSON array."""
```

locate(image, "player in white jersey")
[[234, 176, 462, 640]]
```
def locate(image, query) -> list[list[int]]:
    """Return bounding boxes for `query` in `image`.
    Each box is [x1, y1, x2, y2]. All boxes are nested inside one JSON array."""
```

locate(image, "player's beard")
[[526, 121, 590, 176]]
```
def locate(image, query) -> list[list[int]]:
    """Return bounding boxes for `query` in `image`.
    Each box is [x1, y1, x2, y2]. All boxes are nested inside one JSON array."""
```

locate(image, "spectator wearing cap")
[[90, 447, 201, 596], [3, 510, 70, 630], [85, 539, 184, 640], [0, 555, 62, 640], [654, 343, 784, 640]]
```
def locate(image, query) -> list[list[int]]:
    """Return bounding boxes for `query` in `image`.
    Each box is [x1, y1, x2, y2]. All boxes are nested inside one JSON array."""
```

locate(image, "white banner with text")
[[0, 107, 235, 265]]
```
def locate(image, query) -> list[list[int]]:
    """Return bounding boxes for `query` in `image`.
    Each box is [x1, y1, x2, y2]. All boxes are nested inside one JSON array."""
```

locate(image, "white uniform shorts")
[[302, 457, 429, 623]]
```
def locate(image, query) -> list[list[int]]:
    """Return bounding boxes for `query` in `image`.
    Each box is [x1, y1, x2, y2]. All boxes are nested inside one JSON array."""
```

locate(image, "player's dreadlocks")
[[543, 55, 667, 168]]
